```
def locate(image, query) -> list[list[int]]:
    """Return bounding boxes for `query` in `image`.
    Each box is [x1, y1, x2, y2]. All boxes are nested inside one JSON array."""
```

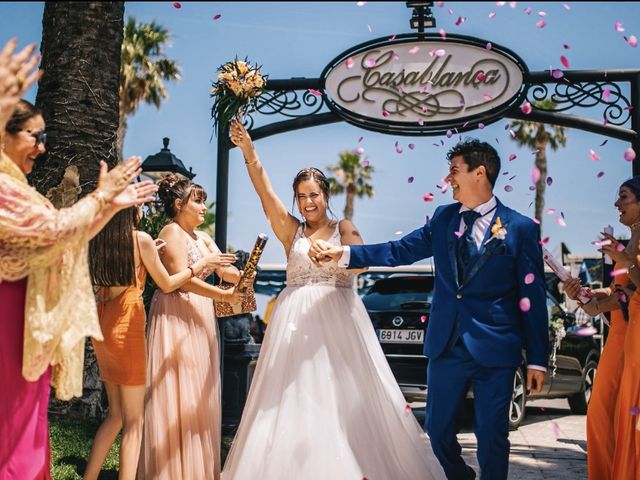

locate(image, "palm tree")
[[326, 150, 375, 221], [118, 17, 181, 159], [510, 99, 567, 227], [31, 2, 124, 202]]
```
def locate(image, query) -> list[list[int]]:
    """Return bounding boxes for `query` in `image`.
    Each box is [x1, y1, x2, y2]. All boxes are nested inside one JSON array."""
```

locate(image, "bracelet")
[[245, 158, 259, 166], [89, 190, 107, 210]]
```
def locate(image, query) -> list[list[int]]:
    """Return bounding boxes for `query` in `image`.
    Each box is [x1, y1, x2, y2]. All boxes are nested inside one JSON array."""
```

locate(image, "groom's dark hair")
[[447, 139, 501, 188]]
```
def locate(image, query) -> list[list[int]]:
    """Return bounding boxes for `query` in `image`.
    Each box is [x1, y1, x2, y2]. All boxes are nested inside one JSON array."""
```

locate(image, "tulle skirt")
[[140, 290, 221, 480], [222, 284, 445, 480]]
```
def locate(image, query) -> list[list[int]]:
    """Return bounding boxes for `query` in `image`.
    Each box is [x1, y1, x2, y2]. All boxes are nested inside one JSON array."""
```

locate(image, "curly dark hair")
[[446, 139, 501, 187]]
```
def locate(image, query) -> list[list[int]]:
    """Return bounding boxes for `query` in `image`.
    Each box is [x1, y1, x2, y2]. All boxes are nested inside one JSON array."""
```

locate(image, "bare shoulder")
[[135, 230, 154, 247], [158, 222, 182, 240], [339, 218, 361, 237]]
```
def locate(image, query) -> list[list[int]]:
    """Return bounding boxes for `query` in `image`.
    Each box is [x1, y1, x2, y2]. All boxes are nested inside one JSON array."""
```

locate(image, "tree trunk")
[[30, 1, 124, 203], [534, 127, 548, 229], [30, 1, 124, 420], [344, 184, 356, 221], [117, 105, 127, 161]]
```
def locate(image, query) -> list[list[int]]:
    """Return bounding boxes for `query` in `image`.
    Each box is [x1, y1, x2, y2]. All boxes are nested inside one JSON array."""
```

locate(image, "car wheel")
[[568, 360, 597, 415], [509, 367, 526, 431]]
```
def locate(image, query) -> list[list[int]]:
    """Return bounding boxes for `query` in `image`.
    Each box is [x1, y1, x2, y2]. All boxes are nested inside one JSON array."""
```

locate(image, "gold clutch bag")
[[214, 234, 268, 318]]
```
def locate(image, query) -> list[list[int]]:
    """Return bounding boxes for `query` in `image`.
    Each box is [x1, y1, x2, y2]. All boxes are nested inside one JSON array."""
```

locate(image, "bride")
[[222, 120, 445, 480]]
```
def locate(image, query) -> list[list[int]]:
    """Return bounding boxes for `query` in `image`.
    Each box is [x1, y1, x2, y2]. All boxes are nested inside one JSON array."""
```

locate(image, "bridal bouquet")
[[210, 57, 267, 132]]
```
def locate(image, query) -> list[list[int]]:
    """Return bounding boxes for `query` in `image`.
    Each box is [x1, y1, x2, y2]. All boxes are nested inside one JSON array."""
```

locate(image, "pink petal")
[[536, 20, 547, 29], [448, 8, 454, 15], [307, 88, 322, 96], [408, 143, 415, 150], [529, 185, 536, 191], [532, 217, 541, 225], [540, 237, 550, 245], [478, 123, 485, 129], [454, 230, 463, 238], [615, 21, 625, 32], [560, 55, 570, 68], [172, 2, 181, 8], [408, 176, 414, 184], [439, 28, 447, 40], [556, 216, 567, 227], [597, 171, 605, 178], [496, 1, 506, 6], [626, 35, 638, 48], [432, 48, 446, 57], [508, 153, 517, 161], [538, 11, 547, 16], [365, 58, 376, 67], [603, 88, 611, 101], [610, 268, 629, 277], [423, 193, 435, 202], [524, 273, 535, 284], [504, 185, 513, 192], [455, 16, 466, 26], [382, 110, 389, 117], [531, 166, 541, 184], [489, 12, 497, 19], [389, 34, 397, 41], [624, 148, 636, 162], [589, 149, 601, 161], [396, 144, 403, 154], [362, 160, 370, 167], [519, 297, 531, 312], [404, 404, 412, 413], [417, 119, 424, 126], [546, 208, 556, 214], [486, 42, 492, 50], [563, 43, 570, 49], [546, 176, 553, 186], [562, 4, 571, 10], [520, 102, 532, 114], [509, 1, 517, 7], [592, 239, 612, 247], [551, 421, 560, 437], [600, 139, 608, 146], [524, 6, 532, 14], [476, 72, 486, 82], [483, 94, 493, 101], [356, 147, 365, 154], [345, 57, 355, 69], [213, 13, 222, 20], [551, 69, 564, 79], [408, 46, 420, 55], [367, 24, 372, 32], [446, 130, 453, 138], [420, 315, 427, 323], [357, 1, 367, 6]]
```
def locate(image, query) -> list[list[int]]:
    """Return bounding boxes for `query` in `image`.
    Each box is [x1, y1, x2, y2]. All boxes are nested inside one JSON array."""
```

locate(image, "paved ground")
[[412, 399, 587, 479]]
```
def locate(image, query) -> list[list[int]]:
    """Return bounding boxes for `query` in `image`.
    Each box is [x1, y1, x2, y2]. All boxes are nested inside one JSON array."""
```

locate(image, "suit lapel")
[[447, 205, 462, 287], [460, 200, 510, 289]]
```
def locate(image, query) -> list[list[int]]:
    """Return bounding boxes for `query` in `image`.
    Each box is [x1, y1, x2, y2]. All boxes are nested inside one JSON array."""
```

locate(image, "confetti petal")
[[213, 13, 222, 20], [454, 230, 463, 238], [626, 35, 638, 48], [508, 153, 517, 161], [546, 208, 556, 214], [486, 42, 492, 50], [396, 144, 403, 154], [446, 130, 453, 138], [524, 273, 535, 284], [624, 148, 636, 162], [172, 2, 181, 8], [307, 88, 322, 96], [478, 123, 485, 129], [519, 297, 531, 312], [563, 43, 570, 49], [489, 12, 496, 19], [520, 102, 532, 114], [408, 176, 414, 183], [556, 216, 566, 227], [504, 185, 514, 192], [382, 110, 389, 117], [615, 21, 625, 32], [356, 147, 365, 154], [538, 11, 547, 16], [423, 193, 435, 202], [408, 143, 415, 150], [540, 237, 550, 245], [524, 6, 532, 15], [560, 55, 570, 68], [420, 315, 427, 323], [531, 166, 541, 184], [547, 176, 553, 186], [345, 57, 355, 69], [357, 1, 367, 6], [551, 421, 560, 437], [551, 69, 564, 79], [404, 404, 412, 413], [358, 136, 364, 143], [455, 16, 466, 26], [610, 268, 629, 277], [408, 46, 420, 55], [589, 149, 601, 161], [597, 171, 605, 178], [476, 72, 486, 82], [536, 20, 547, 28], [562, 3, 571, 10]]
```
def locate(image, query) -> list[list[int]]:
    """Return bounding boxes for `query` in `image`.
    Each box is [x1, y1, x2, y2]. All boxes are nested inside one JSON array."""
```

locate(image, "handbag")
[[214, 234, 268, 318]]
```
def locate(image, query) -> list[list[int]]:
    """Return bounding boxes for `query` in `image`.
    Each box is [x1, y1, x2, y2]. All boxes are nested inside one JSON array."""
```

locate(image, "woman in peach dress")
[[140, 174, 246, 480], [84, 206, 234, 480]]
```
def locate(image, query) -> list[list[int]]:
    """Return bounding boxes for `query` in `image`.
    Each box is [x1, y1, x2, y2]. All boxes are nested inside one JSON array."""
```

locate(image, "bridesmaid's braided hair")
[[157, 173, 207, 219]]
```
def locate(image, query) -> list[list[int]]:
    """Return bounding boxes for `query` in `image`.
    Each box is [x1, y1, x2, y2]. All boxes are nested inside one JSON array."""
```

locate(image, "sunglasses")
[[23, 129, 47, 147]]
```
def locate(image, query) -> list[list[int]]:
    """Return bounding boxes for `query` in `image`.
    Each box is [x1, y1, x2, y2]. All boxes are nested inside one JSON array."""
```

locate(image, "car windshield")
[[363, 277, 434, 310]]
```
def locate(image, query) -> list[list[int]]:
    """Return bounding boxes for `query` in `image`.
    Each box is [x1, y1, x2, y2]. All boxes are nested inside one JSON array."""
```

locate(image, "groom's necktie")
[[457, 209, 482, 273]]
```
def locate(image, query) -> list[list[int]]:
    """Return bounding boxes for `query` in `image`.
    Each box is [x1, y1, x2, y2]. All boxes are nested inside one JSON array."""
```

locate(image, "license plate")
[[377, 329, 424, 344]]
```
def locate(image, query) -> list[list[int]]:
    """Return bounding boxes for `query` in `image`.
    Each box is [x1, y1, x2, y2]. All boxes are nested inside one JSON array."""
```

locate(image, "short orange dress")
[[92, 260, 147, 386], [612, 288, 640, 479]]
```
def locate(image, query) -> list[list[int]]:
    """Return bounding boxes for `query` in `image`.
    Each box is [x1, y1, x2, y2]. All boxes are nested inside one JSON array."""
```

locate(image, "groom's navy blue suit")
[[348, 198, 548, 479]]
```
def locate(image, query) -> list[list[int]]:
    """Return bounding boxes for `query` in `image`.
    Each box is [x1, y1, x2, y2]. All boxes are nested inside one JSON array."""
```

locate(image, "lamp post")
[[140, 137, 195, 181]]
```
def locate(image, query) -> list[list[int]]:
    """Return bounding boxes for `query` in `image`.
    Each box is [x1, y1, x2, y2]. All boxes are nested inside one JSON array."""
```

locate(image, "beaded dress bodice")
[[286, 223, 355, 289]]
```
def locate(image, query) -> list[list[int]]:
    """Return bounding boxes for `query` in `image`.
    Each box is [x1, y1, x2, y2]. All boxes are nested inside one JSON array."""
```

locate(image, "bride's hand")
[[229, 120, 255, 155], [204, 252, 236, 270]]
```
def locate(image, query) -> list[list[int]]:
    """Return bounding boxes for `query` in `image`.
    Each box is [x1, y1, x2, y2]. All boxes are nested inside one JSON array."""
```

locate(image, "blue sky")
[[4, 1, 640, 264]]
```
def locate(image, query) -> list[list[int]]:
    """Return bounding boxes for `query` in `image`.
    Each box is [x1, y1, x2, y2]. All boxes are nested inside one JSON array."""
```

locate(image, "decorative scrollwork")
[[525, 81, 632, 126], [241, 90, 328, 130]]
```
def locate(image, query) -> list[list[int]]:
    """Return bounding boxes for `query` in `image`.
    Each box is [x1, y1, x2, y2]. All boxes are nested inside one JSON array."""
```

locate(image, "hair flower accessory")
[[485, 216, 507, 244]]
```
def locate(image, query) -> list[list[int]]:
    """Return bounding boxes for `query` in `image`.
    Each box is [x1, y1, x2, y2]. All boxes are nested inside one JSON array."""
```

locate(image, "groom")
[[310, 139, 548, 480]]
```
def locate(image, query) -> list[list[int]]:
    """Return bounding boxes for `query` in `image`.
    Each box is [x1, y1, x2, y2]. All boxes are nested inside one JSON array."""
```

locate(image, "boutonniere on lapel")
[[485, 216, 507, 245]]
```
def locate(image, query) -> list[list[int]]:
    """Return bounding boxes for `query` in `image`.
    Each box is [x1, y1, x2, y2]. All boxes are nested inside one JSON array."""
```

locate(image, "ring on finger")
[[15, 73, 25, 90]]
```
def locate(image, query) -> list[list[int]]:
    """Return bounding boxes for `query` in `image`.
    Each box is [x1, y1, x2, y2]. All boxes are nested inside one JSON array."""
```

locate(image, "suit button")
[[456, 293, 462, 299]]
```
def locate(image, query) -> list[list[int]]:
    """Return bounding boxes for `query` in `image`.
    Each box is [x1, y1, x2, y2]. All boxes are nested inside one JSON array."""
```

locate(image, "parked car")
[[362, 274, 601, 430]]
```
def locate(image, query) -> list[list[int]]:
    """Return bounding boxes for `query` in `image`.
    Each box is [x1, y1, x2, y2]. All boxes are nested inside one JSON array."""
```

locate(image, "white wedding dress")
[[221, 223, 445, 480]]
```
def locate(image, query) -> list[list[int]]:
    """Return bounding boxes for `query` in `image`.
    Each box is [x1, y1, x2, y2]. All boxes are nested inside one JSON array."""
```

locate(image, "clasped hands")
[[307, 239, 343, 267]]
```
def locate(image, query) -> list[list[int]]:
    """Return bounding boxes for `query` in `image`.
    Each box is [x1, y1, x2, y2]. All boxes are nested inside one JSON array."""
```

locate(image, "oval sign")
[[322, 34, 528, 135]]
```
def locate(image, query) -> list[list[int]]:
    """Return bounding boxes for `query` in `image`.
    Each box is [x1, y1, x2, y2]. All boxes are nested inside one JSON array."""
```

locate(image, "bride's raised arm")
[[229, 120, 299, 252]]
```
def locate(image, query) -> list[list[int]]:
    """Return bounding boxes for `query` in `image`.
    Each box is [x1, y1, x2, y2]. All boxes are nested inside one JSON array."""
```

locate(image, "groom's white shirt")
[[337, 196, 546, 372]]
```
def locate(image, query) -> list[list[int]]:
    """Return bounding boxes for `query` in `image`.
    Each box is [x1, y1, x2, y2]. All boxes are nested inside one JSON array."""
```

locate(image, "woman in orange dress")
[[565, 177, 640, 479], [84, 206, 236, 480]]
